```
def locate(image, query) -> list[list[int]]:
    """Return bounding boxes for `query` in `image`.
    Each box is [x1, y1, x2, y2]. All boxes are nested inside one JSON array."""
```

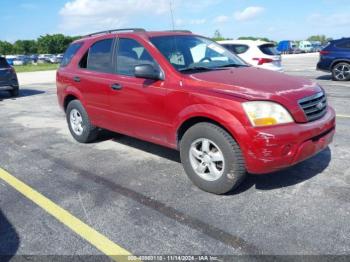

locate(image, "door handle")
[[73, 76, 80, 82], [111, 83, 123, 91]]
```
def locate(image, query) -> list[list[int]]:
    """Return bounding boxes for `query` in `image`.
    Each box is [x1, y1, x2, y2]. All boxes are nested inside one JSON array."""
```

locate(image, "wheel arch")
[[64, 94, 79, 112], [175, 106, 247, 151], [63, 86, 84, 112], [177, 116, 233, 145], [330, 59, 350, 69]]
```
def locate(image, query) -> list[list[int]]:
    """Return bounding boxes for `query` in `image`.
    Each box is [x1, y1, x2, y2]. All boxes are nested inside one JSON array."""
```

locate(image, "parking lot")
[[0, 53, 349, 259]]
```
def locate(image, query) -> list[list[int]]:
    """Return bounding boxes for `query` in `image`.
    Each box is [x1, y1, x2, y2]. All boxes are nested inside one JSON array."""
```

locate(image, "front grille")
[[298, 92, 327, 122]]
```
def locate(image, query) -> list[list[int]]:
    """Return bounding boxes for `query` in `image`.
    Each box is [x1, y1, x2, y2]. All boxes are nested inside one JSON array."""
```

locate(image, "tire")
[[9, 87, 19, 97], [332, 62, 350, 81], [66, 100, 99, 143], [180, 123, 246, 194]]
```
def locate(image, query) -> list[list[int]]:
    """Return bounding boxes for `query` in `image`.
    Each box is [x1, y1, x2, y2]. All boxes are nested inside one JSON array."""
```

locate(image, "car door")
[[76, 37, 117, 127], [336, 40, 350, 59], [106, 37, 169, 144]]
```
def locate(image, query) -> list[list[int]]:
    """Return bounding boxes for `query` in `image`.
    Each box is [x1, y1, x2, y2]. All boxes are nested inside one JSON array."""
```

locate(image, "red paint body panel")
[[56, 31, 336, 174]]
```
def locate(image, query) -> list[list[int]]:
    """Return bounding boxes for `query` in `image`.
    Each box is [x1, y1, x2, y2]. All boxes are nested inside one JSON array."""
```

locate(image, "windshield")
[[150, 35, 247, 72]]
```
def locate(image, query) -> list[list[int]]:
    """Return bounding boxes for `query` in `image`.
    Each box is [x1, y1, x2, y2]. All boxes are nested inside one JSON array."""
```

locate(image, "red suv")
[[57, 29, 336, 194]]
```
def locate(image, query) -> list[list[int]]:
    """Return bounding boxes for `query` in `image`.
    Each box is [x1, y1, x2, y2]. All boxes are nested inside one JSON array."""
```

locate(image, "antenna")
[[169, 0, 175, 30]]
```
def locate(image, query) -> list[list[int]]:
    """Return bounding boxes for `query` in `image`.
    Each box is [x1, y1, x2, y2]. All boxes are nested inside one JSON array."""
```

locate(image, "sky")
[[0, 0, 349, 42]]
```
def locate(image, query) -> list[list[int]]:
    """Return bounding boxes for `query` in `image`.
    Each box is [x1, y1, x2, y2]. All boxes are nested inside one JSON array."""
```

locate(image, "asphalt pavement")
[[0, 54, 349, 260]]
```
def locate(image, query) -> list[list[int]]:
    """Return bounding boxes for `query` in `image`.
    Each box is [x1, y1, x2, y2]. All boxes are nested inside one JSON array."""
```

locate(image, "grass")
[[13, 63, 59, 73]]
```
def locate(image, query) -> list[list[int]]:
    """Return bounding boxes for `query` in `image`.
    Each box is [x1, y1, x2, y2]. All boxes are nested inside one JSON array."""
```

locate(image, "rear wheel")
[[66, 100, 99, 143], [180, 123, 246, 194], [332, 62, 350, 81]]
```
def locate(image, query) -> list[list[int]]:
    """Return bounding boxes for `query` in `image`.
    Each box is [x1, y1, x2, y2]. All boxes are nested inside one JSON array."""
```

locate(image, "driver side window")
[[116, 38, 157, 76]]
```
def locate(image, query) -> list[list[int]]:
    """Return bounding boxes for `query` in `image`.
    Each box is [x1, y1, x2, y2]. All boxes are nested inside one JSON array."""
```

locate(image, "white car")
[[218, 40, 283, 72]]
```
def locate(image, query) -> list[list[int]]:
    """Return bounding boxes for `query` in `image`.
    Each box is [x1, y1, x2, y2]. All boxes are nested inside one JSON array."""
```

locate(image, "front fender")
[[172, 104, 248, 150]]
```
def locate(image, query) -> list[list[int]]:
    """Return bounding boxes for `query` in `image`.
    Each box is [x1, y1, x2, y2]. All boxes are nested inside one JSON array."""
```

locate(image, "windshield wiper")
[[216, 64, 249, 68], [179, 66, 214, 72]]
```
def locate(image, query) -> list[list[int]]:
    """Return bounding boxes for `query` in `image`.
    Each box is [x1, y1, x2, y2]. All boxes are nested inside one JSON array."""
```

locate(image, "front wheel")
[[180, 123, 246, 194], [66, 100, 99, 143], [332, 62, 350, 81]]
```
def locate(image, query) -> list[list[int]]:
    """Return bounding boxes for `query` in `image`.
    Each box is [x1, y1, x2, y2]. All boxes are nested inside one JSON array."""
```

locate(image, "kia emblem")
[[316, 102, 324, 110]]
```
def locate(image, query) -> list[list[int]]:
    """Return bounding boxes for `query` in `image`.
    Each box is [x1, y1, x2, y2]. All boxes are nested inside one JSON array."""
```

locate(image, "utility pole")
[[169, 0, 175, 30]]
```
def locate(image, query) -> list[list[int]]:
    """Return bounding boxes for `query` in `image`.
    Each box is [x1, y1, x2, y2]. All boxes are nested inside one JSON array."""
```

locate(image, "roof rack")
[[166, 30, 192, 33], [84, 28, 146, 38]]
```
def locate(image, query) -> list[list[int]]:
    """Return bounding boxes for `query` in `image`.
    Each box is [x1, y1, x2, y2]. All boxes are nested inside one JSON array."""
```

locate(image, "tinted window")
[[87, 39, 113, 73], [116, 38, 157, 76], [336, 40, 350, 49], [0, 57, 9, 68], [60, 43, 82, 67], [259, 44, 279, 55], [222, 44, 249, 54]]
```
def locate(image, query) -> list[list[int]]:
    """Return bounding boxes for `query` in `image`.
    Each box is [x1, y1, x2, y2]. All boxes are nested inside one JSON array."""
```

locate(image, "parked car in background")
[[57, 29, 335, 194], [47, 55, 59, 63], [5, 55, 16, 66], [56, 54, 64, 63], [317, 37, 350, 81], [0, 56, 19, 97], [13, 55, 30, 66], [277, 40, 301, 54], [38, 54, 52, 63], [218, 40, 283, 72], [311, 41, 322, 52], [29, 54, 38, 63], [299, 41, 313, 53]]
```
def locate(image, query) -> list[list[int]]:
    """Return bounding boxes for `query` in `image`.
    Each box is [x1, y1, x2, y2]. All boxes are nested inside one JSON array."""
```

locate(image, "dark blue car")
[[0, 57, 19, 97], [317, 38, 350, 81]]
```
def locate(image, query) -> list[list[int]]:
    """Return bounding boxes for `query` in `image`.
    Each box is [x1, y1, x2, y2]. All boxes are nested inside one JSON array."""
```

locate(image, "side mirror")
[[134, 64, 164, 80]]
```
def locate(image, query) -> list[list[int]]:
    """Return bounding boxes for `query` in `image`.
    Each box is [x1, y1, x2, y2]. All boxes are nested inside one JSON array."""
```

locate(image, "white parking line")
[[0, 168, 133, 262]]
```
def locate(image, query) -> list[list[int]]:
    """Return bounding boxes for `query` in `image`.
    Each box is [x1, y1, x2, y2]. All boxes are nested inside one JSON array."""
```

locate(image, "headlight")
[[242, 101, 294, 127]]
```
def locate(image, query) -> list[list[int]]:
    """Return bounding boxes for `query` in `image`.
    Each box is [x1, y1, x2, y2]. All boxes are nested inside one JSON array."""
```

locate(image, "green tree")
[[0, 41, 14, 55], [212, 30, 226, 41], [0, 34, 80, 55], [13, 40, 38, 54], [307, 35, 330, 44], [37, 34, 78, 54]]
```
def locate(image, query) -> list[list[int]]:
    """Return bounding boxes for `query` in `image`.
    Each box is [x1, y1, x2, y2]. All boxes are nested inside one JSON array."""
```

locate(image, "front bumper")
[[242, 107, 336, 174], [0, 85, 17, 91]]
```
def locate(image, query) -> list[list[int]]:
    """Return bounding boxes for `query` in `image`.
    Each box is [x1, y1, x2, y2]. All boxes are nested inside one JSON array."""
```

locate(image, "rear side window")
[[222, 44, 249, 55], [336, 40, 350, 49], [259, 44, 279, 55], [85, 39, 114, 73], [0, 57, 9, 68], [116, 38, 157, 76], [60, 43, 82, 67]]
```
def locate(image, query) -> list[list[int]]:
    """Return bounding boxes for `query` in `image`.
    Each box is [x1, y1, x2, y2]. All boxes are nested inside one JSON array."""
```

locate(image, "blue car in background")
[[6, 58, 14, 66], [317, 38, 350, 81]]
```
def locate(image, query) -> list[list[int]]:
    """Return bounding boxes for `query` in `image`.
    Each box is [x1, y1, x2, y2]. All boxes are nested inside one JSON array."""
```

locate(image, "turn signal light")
[[253, 117, 278, 127]]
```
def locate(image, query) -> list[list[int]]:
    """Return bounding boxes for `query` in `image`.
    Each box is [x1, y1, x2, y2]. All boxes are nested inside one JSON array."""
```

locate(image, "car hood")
[[184, 66, 322, 102]]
